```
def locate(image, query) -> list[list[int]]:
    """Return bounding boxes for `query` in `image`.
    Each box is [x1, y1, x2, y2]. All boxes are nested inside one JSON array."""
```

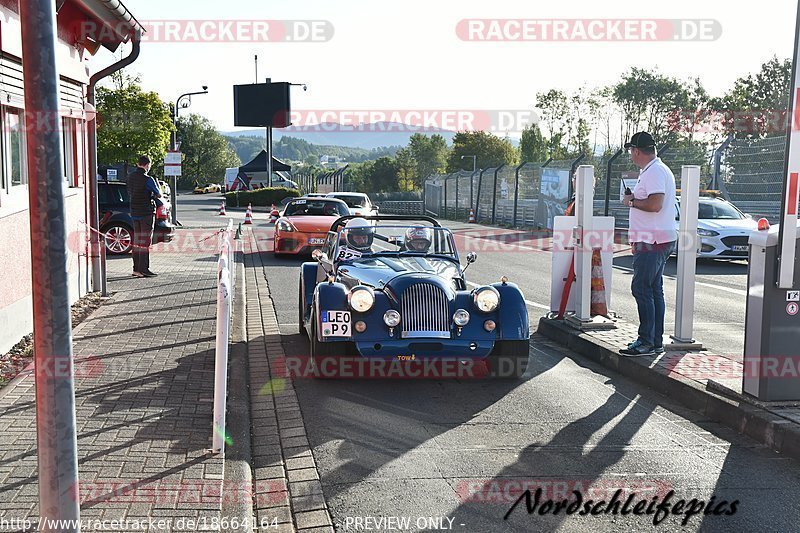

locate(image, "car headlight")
[[473, 286, 500, 313], [348, 286, 375, 313], [276, 218, 295, 232], [383, 310, 401, 327], [697, 228, 719, 237], [453, 309, 470, 326]]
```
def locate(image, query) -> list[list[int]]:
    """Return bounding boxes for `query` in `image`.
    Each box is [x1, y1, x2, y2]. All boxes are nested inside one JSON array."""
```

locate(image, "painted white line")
[[465, 280, 550, 311], [613, 264, 747, 297]]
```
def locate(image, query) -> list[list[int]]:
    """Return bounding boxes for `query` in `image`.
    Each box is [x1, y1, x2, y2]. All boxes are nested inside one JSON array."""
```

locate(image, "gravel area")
[[0, 292, 105, 388]]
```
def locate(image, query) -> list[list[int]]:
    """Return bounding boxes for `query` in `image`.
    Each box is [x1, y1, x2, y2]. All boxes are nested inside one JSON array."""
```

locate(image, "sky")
[[88, 0, 798, 137]]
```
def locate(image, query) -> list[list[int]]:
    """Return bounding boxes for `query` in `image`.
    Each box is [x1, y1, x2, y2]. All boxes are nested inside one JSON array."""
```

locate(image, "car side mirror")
[[463, 252, 477, 273], [312, 249, 327, 262], [745, 213, 753, 219], [374, 205, 379, 211]]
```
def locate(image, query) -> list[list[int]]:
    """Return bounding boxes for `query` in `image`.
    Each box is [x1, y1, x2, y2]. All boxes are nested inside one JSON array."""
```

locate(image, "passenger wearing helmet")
[[404, 226, 433, 253], [344, 217, 374, 251]]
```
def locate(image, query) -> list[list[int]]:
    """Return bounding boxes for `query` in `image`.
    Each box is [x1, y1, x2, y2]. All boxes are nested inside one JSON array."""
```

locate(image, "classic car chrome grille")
[[401, 283, 450, 338]]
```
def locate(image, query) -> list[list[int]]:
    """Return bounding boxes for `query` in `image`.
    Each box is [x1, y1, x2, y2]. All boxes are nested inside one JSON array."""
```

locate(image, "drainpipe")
[[87, 33, 141, 296]]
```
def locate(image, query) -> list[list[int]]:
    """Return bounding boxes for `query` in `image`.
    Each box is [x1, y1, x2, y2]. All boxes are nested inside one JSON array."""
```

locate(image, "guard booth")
[[744, 219, 800, 400]]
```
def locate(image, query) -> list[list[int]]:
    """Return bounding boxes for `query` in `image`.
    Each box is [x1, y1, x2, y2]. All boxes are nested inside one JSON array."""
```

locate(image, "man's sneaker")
[[654, 345, 665, 354], [142, 270, 158, 277], [132, 271, 145, 278], [620, 339, 655, 356]]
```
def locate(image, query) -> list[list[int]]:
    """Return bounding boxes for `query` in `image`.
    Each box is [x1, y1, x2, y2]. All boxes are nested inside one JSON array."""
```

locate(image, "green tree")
[[96, 71, 173, 176], [612, 67, 689, 144], [395, 148, 416, 191], [407, 133, 449, 185], [520, 123, 549, 163], [364, 156, 401, 192], [176, 114, 240, 187], [712, 56, 792, 139], [535, 89, 569, 157], [446, 131, 518, 171]]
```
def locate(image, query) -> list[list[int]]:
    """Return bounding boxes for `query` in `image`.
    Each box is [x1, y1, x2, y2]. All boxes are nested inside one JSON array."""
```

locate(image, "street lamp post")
[[171, 86, 208, 224]]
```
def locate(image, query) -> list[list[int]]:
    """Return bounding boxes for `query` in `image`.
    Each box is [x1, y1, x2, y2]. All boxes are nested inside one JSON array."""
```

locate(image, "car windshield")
[[330, 195, 368, 208], [335, 225, 456, 261], [676, 199, 746, 220], [284, 199, 349, 217], [698, 200, 745, 220]]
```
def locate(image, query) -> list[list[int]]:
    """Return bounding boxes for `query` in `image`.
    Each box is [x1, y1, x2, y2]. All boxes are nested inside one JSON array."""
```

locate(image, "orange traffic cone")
[[244, 204, 253, 224], [218, 200, 226, 216], [468, 208, 476, 223], [268, 204, 279, 224], [590, 248, 608, 317]]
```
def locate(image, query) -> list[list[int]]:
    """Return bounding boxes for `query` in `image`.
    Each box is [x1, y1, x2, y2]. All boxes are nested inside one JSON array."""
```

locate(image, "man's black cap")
[[624, 132, 656, 149]]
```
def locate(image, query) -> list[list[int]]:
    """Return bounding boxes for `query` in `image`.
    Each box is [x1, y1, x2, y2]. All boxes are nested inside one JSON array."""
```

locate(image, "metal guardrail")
[[377, 201, 424, 215], [213, 219, 235, 454]]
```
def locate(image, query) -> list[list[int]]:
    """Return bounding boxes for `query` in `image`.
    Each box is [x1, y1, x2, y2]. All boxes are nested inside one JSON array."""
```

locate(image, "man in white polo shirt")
[[619, 132, 677, 356]]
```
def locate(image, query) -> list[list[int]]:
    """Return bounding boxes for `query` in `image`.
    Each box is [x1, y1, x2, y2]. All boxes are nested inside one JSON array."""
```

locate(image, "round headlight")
[[348, 287, 375, 312], [453, 309, 470, 327], [383, 310, 401, 327], [473, 286, 500, 313]]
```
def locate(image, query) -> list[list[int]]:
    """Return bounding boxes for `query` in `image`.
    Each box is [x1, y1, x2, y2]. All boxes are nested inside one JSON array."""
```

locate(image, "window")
[[61, 117, 77, 187], [6, 107, 26, 189]]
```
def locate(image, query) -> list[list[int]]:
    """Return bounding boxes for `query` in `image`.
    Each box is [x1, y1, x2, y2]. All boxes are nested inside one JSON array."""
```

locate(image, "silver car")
[[325, 192, 378, 218]]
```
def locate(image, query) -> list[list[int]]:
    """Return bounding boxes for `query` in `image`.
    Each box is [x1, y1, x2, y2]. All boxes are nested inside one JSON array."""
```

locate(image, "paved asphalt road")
[[181, 194, 798, 532]]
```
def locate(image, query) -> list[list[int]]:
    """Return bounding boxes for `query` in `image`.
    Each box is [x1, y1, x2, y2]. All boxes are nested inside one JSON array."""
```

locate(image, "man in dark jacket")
[[126, 155, 161, 278]]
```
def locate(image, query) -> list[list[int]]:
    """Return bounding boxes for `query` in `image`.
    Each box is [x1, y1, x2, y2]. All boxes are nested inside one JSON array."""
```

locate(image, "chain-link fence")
[[720, 135, 788, 221], [416, 136, 793, 227]]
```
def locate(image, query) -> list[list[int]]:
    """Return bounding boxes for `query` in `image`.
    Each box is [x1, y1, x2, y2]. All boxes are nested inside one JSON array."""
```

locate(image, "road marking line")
[[613, 264, 747, 296]]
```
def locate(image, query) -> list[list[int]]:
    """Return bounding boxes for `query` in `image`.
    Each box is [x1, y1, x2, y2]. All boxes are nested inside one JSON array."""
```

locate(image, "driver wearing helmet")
[[344, 217, 374, 252], [404, 226, 433, 253]]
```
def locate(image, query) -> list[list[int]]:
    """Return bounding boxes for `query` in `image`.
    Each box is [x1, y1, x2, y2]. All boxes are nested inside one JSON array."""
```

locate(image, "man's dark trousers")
[[631, 241, 675, 347], [133, 215, 154, 273]]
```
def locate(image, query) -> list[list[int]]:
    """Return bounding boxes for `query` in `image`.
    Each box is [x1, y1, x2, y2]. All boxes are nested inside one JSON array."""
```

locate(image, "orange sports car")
[[273, 197, 350, 256]]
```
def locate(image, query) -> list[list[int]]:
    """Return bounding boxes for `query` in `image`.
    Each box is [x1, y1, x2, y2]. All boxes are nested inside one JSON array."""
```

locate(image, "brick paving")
[[0, 236, 227, 531], [243, 229, 334, 533], [578, 321, 746, 392]]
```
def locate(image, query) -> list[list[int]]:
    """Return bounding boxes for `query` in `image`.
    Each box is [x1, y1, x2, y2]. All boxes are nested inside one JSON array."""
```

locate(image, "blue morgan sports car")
[[298, 215, 530, 378]]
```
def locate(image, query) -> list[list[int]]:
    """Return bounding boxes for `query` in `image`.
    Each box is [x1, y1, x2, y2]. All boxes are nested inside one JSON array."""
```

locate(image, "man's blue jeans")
[[631, 241, 675, 347]]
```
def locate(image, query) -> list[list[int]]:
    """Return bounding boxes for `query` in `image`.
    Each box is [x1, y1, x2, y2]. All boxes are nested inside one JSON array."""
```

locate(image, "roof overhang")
[[63, 0, 144, 53]]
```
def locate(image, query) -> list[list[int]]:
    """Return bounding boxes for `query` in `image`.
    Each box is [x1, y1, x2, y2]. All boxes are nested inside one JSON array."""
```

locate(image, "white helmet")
[[344, 217, 374, 251], [405, 226, 433, 253]]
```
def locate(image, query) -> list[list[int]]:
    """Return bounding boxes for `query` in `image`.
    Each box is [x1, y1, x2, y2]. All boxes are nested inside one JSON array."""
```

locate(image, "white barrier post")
[[212, 269, 231, 453], [573, 165, 595, 322], [670, 165, 703, 350]]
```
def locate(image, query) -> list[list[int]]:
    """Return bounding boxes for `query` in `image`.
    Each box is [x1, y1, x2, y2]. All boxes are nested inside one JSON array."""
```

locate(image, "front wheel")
[[488, 340, 530, 379], [310, 306, 353, 378], [298, 277, 307, 337]]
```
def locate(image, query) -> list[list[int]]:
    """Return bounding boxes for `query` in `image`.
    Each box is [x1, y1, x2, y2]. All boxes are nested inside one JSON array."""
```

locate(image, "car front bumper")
[[698, 233, 750, 259], [275, 233, 327, 254], [353, 339, 495, 358]]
